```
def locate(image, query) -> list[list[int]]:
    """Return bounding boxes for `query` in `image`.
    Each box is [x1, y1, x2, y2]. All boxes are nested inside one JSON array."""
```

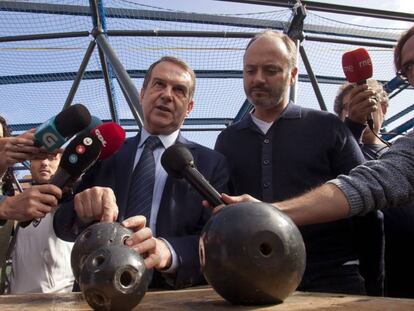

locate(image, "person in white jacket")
[[9, 153, 74, 294]]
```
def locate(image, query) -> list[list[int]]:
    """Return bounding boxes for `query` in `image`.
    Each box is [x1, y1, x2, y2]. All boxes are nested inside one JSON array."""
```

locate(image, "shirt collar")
[[139, 128, 180, 150], [281, 101, 302, 119], [239, 101, 302, 130], [249, 101, 301, 120]]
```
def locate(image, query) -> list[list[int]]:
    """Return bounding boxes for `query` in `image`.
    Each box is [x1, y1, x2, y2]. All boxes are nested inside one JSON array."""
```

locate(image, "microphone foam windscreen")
[[55, 104, 92, 137], [79, 115, 103, 136], [161, 144, 194, 178], [342, 48, 373, 83], [91, 122, 126, 160], [59, 133, 102, 177]]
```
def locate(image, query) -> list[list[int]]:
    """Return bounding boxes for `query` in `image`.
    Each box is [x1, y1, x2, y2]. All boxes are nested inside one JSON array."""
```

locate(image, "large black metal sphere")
[[199, 202, 306, 305], [71, 222, 133, 282], [79, 244, 149, 311]]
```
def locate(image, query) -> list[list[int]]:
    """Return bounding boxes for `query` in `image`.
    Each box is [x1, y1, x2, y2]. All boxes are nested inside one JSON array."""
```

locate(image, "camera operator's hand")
[[0, 184, 62, 221], [0, 129, 57, 176]]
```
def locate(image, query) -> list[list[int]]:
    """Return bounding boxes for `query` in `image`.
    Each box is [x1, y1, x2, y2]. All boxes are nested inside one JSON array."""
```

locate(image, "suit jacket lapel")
[[157, 133, 196, 234]]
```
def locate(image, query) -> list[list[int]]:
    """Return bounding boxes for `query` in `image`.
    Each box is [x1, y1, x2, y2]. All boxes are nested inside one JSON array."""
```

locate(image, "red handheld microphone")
[[342, 48, 373, 83], [342, 48, 374, 129], [90, 122, 126, 160]]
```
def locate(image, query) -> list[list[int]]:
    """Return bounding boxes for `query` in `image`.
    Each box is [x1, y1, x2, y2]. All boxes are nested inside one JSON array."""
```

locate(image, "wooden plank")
[[1, 287, 414, 310]]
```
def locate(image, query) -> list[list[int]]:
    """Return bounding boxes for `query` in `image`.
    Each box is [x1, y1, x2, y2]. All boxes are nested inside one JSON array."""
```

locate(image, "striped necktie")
[[126, 136, 162, 222]]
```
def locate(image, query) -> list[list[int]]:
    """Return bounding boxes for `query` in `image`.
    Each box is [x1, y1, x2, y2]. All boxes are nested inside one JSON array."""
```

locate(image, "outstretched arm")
[[275, 183, 350, 226], [214, 189, 350, 226]]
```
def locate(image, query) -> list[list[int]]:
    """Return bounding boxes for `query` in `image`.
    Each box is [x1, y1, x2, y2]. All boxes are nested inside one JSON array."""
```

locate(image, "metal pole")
[[10, 170, 24, 193], [285, 1, 305, 105], [88, 0, 101, 29], [63, 40, 96, 109], [299, 45, 327, 111], [289, 39, 299, 104], [94, 32, 144, 127], [96, 46, 119, 123], [0, 31, 89, 43], [234, 99, 253, 123], [96, 0, 120, 123]]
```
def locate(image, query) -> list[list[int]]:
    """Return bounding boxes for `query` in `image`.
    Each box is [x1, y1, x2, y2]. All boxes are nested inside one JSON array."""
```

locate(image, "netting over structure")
[[0, 0, 412, 150]]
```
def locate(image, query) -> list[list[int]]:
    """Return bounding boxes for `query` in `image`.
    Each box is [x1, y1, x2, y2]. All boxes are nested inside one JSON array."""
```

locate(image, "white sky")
[[315, 0, 414, 28], [316, 0, 414, 13], [135, 0, 414, 14], [133, 0, 414, 28], [319, 0, 414, 13]]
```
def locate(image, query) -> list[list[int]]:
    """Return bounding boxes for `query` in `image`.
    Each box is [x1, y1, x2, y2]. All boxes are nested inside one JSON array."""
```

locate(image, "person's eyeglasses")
[[399, 60, 414, 78]]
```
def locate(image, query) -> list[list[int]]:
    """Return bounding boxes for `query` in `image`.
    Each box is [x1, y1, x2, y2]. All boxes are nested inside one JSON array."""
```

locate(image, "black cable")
[[368, 126, 391, 147]]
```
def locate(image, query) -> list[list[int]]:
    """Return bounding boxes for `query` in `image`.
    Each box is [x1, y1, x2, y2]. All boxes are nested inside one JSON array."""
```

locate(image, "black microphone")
[[50, 133, 102, 188], [161, 144, 225, 207], [34, 104, 91, 152], [20, 132, 102, 228], [78, 115, 103, 136]]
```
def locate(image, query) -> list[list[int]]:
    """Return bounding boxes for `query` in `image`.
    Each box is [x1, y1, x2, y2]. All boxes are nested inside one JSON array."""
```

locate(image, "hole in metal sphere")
[[260, 242, 273, 257], [122, 236, 130, 245], [90, 292, 105, 306], [120, 270, 133, 288], [92, 254, 105, 267]]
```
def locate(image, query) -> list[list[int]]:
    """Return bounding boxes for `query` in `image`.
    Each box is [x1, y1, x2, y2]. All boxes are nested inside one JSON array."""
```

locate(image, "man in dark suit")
[[54, 56, 229, 289]]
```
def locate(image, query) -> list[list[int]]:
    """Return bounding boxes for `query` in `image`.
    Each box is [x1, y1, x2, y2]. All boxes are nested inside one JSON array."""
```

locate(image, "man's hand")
[[203, 193, 261, 213], [0, 184, 62, 221], [122, 216, 168, 270], [0, 129, 60, 176], [347, 84, 379, 125], [74, 186, 118, 223], [0, 130, 36, 168]]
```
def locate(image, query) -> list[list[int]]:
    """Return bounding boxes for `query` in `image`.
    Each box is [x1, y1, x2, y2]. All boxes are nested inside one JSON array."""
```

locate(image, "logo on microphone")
[[69, 154, 78, 164], [42, 133, 58, 148], [93, 129, 107, 147], [76, 145, 86, 154], [358, 58, 371, 69], [83, 137, 93, 146], [343, 65, 354, 73]]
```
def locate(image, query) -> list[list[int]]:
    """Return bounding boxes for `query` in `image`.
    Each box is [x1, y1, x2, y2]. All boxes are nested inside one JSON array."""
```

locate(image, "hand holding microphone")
[[0, 129, 42, 174], [20, 121, 126, 227], [1, 105, 92, 174], [0, 184, 62, 222], [34, 103, 92, 152], [342, 48, 378, 130], [19, 132, 103, 227]]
